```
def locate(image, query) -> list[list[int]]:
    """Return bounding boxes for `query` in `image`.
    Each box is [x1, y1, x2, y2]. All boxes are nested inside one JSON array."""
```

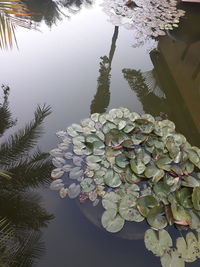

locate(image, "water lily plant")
[[101, 0, 185, 45], [50, 107, 200, 267]]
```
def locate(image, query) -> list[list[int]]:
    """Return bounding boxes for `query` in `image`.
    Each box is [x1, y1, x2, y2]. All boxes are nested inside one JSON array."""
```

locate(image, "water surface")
[[0, 1, 200, 266]]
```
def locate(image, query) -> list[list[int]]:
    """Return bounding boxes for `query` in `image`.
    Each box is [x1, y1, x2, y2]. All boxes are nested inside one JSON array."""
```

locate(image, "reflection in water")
[[0, 87, 53, 266], [23, 0, 94, 26], [90, 26, 118, 114], [123, 4, 200, 147], [23, 0, 64, 27], [122, 68, 169, 117], [0, 85, 16, 136], [0, 0, 33, 49]]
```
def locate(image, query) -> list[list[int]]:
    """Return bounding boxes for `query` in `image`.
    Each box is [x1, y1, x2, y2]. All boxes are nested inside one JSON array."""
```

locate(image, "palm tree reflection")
[[23, 0, 94, 26], [0, 85, 53, 266], [90, 26, 119, 114], [0, 0, 34, 49]]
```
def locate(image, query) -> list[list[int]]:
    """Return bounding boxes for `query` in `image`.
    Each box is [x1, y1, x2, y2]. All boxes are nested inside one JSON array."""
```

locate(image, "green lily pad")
[[153, 182, 172, 198], [67, 126, 78, 137], [69, 167, 83, 179], [85, 134, 101, 143], [102, 192, 121, 210], [176, 188, 193, 209], [80, 178, 95, 193], [123, 122, 135, 133], [182, 176, 200, 188], [161, 250, 185, 267], [180, 160, 194, 174], [104, 170, 122, 188], [86, 155, 102, 164], [91, 113, 100, 122], [101, 209, 125, 233], [187, 149, 200, 166], [188, 210, 200, 231], [171, 201, 191, 224], [102, 122, 116, 134], [115, 154, 129, 168], [145, 165, 165, 182], [119, 195, 144, 222], [130, 159, 146, 175], [144, 229, 172, 257], [176, 232, 200, 262], [135, 119, 154, 134], [192, 187, 200, 210], [137, 195, 158, 217], [131, 133, 147, 145], [156, 155, 172, 171], [147, 206, 168, 229]]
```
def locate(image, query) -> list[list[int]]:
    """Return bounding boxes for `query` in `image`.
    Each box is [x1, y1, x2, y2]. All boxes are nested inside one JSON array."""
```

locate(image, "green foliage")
[[0, 88, 53, 267], [50, 107, 200, 266]]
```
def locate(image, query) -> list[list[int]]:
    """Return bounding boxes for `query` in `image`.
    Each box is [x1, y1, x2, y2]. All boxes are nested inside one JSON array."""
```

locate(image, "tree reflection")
[[90, 26, 118, 114], [122, 68, 170, 117], [0, 0, 34, 49], [23, 0, 64, 27], [0, 86, 53, 266], [23, 0, 94, 26]]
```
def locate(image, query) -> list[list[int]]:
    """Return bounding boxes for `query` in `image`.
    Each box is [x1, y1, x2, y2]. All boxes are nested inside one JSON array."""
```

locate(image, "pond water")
[[0, 0, 200, 266]]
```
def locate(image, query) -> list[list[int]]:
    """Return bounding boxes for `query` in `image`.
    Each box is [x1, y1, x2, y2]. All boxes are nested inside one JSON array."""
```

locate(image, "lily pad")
[[176, 232, 200, 262], [101, 209, 125, 233], [147, 206, 168, 229], [137, 195, 158, 217], [161, 250, 185, 267], [115, 154, 129, 168], [52, 157, 66, 168], [144, 229, 172, 257], [176, 188, 193, 209], [69, 167, 83, 179], [104, 170, 122, 188], [130, 159, 146, 175], [50, 179, 64, 190], [156, 155, 172, 171], [192, 187, 200, 210], [145, 165, 165, 182], [119, 195, 144, 222], [51, 168, 64, 179], [80, 178, 95, 193], [102, 192, 121, 210], [68, 183, 81, 199]]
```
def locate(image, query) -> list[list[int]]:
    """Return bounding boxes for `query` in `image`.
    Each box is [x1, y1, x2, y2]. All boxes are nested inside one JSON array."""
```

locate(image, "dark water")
[[0, 0, 200, 266]]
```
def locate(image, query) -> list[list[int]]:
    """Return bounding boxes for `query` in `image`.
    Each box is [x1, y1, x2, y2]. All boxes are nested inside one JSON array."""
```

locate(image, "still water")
[[0, 0, 200, 266]]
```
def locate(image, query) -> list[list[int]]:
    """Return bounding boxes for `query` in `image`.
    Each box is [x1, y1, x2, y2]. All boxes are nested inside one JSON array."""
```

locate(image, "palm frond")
[[0, 217, 16, 267], [11, 230, 45, 267], [5, 149, 53, 190], [0, 104, 52, 167], [0, 169, 12, 179], [0, 0, 34, 49], [0, 85, 17, 136], [0, 191, 54, 230], [0, 218, 46, 267]]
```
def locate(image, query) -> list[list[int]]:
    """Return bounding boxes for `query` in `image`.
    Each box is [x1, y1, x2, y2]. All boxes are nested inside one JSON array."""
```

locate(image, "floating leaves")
[[101, 0, 185, 47], [49, 106, 200, 264], [145, 229, 200, 267], [101, 209, 125, 233]]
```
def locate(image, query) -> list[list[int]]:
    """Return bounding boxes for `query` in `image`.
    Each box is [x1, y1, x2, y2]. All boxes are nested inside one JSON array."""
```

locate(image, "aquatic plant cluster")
[[50, 107, 200, 266], [101, 0, 185, 38]]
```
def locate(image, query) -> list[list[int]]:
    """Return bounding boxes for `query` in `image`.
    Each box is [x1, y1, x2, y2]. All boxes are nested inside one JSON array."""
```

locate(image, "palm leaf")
[[0, 191, 53, 230], [0, 104, 52, 167], [0, 169, 12, 179], [0, 85, 17, 136], [5, 149, 53, 190], [0, 0, 33, 49]]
